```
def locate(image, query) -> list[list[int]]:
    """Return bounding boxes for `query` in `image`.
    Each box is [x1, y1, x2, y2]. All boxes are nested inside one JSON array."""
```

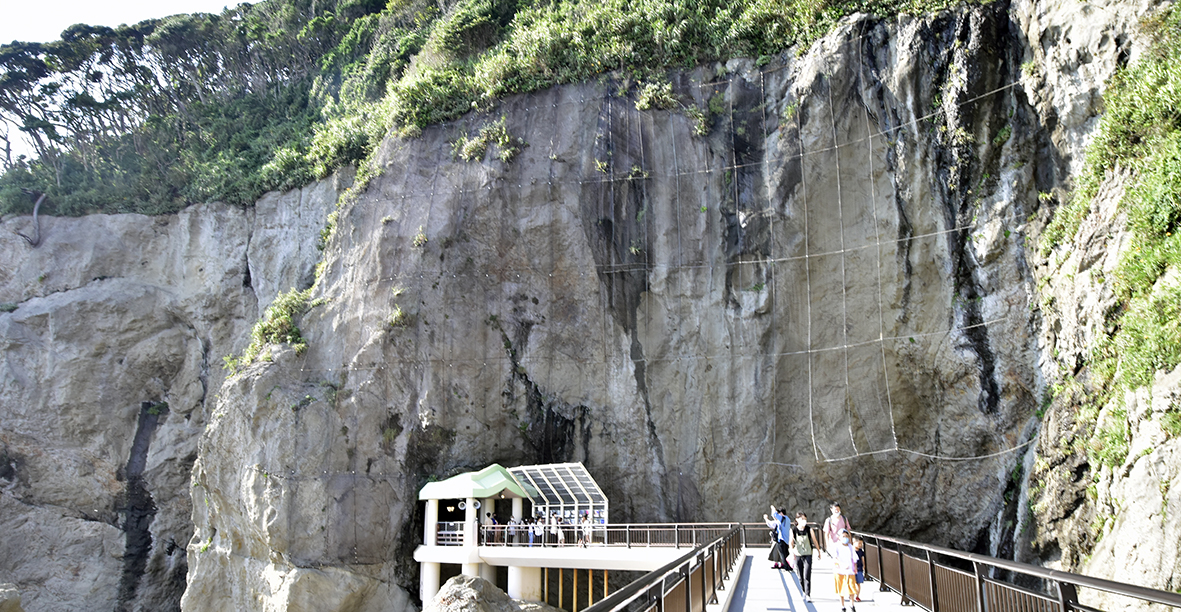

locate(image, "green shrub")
[[1091, 408, 1129, 469], [452, 116, 525, 162], [636, 82, 678, 111], [1162, 410, 1181, 438], [224, 287, 320, 373]]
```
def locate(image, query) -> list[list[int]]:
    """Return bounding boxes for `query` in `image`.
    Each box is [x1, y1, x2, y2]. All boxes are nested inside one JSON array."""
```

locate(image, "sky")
[[0, 0, 247, 45]]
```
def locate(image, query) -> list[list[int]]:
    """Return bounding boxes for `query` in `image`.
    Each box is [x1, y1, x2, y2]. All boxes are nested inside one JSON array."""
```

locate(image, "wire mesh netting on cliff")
[[244, 25, 1037, 488]]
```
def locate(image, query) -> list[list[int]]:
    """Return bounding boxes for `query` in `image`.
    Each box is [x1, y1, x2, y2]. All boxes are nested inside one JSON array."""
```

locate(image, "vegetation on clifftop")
[[1041, 8, 1181, 469], [2, 0, 982, 216]]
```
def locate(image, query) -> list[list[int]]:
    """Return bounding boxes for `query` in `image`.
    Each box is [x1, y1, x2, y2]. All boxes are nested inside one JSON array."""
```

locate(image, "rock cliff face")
[[0, 176, 347, 611], [0, 0, 1169, 610], [179, 0, 1151, 609]]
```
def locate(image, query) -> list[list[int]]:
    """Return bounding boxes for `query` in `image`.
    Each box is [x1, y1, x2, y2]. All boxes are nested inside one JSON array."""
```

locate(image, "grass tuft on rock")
[[223, 288, 323, 373]]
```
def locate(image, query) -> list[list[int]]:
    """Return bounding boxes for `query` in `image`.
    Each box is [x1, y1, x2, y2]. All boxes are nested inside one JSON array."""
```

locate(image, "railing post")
[[700, 552, 709, 608], [972, 561, 987, 612], [898, 545, 910, 606], [626, 524, 632, 549], [926, 549, 939, 612], [675, 524, 680, 549], [1057, 581, 1079, 612], [877, 537, 887, 592]]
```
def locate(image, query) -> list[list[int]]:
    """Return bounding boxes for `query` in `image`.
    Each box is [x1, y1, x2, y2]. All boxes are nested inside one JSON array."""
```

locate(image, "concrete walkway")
[[727, 549, 909, 612]]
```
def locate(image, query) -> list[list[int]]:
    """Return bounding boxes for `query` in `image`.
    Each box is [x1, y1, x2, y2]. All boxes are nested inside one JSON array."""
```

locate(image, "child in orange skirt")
[[831, 529, 858, 612]]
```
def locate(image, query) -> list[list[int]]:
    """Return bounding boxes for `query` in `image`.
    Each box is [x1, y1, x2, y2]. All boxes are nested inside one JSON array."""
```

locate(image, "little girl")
[[831, 529, 858, 612]]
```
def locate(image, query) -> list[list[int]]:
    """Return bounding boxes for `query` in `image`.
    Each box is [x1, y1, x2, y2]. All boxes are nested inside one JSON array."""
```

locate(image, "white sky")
[[0, 1, 248, 161], [0, 0, 247, 45]]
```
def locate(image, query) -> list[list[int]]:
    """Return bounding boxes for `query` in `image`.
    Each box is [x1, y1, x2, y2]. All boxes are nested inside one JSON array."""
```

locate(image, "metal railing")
[[436, 521, 465, 545], [578, 526, 744, 612], [474, 523, 742, 549], [859, 532, 1181, 612]]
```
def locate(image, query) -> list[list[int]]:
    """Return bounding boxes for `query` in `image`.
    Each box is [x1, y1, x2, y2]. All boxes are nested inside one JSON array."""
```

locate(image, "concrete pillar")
[[421, 562, 441, 602], [480, 562, 496, 584], [425, 499, 439, 546], [508, 566, 543, 600], [512, 498, 523, 520], [464, 497, 477, 548], [462, 496, 480, 577]]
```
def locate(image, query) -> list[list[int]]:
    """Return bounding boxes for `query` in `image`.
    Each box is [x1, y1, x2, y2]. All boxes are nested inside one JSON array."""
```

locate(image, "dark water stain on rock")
[[115, 401, 165, 612]]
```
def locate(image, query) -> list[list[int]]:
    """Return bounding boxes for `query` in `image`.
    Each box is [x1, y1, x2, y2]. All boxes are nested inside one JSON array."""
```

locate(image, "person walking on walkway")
[[579, 514, 593, 547], [831, 529, 859, 612], [762, 504, 791, 569], [822, 502, 852, 545], [853, 537, 866, 602], [791, 512, 820, 602]]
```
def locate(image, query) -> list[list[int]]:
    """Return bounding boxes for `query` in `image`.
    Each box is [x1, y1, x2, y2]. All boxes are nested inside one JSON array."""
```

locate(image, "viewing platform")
[[417, 463, 1181, 612]]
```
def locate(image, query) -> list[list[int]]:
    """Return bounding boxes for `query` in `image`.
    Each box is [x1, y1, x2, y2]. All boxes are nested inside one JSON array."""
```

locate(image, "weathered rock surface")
[[426, 576, 562, 612], [0, 0, 1171, 609], [1010, 0, 1181, 605], [182, 0, 1156, 609], [0, 174, 347, 611], [1024, 167, 1181, 608]]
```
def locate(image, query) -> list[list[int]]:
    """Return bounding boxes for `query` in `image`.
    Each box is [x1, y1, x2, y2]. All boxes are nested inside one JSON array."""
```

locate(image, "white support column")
[[484, 498, 496, 545], [509, 566, 543, 601], [512, 498, 523, 520], [421, 562, 441, 603], [462, 496, 479, 577], [425, 499, 439, 546], [479, 497, 496, 583], [464, 497, 477, 548]]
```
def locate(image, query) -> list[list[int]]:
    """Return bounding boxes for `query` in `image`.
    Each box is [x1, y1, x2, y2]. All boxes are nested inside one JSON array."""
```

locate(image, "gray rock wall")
[[0, 174, 346, 612], [0, 0, 1168, 608], [182, 1, 1139, 609]]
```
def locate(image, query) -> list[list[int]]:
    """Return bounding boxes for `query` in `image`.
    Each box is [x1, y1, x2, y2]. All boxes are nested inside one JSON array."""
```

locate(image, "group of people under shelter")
[[764, 502, 865, 611], [483, 512, 597, 547]]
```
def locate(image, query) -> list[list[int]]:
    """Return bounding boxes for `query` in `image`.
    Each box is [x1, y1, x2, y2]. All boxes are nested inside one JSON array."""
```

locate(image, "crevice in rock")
[[114, 401, 164, 612], [493, 321, 586, 463], [926, 6, 1010, 415], [577, 83, 668, 505], [721, 72, 773, 310]]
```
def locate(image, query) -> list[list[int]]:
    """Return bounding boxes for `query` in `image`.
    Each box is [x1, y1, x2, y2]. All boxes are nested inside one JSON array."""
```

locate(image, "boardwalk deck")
[[726, 549, 910, 612]]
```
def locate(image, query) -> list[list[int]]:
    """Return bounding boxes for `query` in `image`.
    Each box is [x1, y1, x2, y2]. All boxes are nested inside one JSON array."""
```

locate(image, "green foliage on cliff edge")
[[2, 0, 984, 216], [1040, 9, 1181, 469], [223, 287, 326, 373]]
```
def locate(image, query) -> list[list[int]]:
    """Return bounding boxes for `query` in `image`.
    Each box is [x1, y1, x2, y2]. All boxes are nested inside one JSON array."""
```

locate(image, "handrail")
[[476, 522, 740, 548], [858, 531, 1181, 611], [580, 525, 742, 612]]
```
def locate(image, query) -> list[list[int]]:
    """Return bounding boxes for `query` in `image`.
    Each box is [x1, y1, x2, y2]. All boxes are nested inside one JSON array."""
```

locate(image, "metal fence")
[[476, 523, 741, 549], [859, 533, 1181, 612], [578, 526, 743, 612]]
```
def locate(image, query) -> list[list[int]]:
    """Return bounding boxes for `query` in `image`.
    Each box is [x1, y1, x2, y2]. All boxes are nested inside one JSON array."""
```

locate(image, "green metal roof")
[[418, 464, 529, 500]]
